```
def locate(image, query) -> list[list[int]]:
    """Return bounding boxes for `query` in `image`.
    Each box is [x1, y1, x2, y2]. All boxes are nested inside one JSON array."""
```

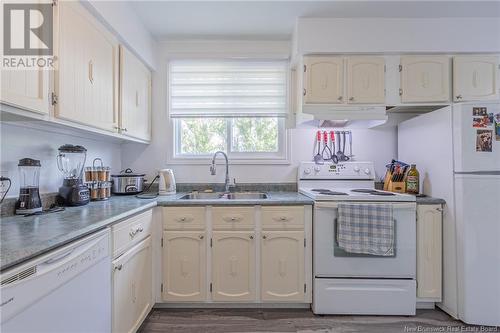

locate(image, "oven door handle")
[[315, 202, 416, 210]]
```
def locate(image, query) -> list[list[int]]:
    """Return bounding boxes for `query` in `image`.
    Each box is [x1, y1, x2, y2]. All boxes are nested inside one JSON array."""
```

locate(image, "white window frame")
[[168, 58, 291, 165]]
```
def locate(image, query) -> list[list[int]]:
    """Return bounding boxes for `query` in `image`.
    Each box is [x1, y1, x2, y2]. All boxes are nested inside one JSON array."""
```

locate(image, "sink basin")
[[179, 192, 268, 200]]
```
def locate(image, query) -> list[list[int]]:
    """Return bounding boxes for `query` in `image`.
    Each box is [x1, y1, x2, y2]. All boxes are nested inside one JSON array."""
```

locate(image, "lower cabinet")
[[162, 231, 206, 301], [416, 204, 442, 300], [113, 236, 152, 333], [212, 231, 256, 301], [261, 231, 305, 302], [161, 205, 311, 304]]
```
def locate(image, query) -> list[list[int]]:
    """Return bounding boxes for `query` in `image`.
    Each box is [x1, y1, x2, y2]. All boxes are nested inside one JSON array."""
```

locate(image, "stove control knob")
[[303, 168, 311, 175], [353, 166, 360, 173], [364, 168, 371, 175], [314, 166, 321, 172]]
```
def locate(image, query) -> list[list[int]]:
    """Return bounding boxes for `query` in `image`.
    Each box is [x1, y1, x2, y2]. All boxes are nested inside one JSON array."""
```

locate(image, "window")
[[169, 60, 288, 161]]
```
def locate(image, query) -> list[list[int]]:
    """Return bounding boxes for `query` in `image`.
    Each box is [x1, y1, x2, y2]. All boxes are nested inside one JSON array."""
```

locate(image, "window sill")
[[167, 157, 291, 166]]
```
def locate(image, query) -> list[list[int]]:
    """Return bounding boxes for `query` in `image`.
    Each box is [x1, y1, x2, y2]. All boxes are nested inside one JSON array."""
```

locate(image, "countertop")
[[0, 192, 313, 272], [415, 196, 446, 205]]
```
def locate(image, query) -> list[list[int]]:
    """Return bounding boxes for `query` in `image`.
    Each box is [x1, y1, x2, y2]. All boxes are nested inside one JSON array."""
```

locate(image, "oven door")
[[313, 201, 416, 278]]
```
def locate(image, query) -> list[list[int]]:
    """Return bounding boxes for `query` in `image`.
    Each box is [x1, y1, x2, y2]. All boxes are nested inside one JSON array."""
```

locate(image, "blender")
[[56, 144, 90, 206], [15, 158, 43, 215]]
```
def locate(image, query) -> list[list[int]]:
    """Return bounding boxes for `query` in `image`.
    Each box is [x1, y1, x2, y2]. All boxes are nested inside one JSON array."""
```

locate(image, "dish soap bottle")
[[406, 164, 420, 194]]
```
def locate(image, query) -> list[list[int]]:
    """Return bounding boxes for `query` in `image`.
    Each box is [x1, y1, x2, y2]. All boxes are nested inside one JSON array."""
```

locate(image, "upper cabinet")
[[1, 70, 50, 115], [303, 55, 385, 105], [56, 1, 119, 132], [347, 56, 385, 104], [453, 55, 500, 102], [119, 46, 152, 141], [400, 56, 450, 103], [303, 56, 344, 104]]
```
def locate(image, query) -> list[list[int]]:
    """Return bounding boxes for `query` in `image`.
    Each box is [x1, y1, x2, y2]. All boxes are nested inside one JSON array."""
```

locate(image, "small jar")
[[102, 167, 110, 182], [91, 167, 100, 182], [90, 184, 98, 200], [84, 167, 93, 182], [99, 186, 107, 199], [105, 185, 111, 198]]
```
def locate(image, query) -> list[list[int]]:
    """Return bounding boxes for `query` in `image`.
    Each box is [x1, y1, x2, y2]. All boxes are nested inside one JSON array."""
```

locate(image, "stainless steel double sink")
[[179, 192, 268, 200]]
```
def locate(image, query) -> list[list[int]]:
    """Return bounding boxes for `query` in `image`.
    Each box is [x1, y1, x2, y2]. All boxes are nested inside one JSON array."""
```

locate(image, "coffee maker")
[[57, 144, 90, 206], [15, 158, 43, 215]]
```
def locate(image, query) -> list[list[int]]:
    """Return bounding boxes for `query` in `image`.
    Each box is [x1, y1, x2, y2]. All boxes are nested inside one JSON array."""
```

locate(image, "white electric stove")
[[298, 161, 417, 316]]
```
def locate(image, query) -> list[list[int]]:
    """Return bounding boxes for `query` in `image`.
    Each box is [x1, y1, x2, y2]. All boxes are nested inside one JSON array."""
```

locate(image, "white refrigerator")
[[398, 102, 500, 326]]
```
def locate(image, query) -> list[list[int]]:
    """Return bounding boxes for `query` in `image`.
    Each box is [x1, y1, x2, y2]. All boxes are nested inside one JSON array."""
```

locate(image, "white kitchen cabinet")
[[303, 56, 344, 104], [1, 70, 50, 115], [416, 204, 442, 300], [453, 55, 500, 102], [212, 231, 256, 301], [162, 231, 206, 301], [56, 1, 118, 132], [113, 236, 152, 333], [261, 231, 305, 302], [119, 46, 151, 141], [400, 56, 450, 103], [346, 56, 385, 104]]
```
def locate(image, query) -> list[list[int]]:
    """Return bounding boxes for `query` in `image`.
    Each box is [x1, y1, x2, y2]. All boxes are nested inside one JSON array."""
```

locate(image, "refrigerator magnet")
[[473, 107, 488, 117], [494, 113, 500, 141], [476, 129, 493, 152]]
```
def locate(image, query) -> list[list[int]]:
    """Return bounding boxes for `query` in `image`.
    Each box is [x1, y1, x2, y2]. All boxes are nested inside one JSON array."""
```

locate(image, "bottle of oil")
[[406, 164, 420, 194]]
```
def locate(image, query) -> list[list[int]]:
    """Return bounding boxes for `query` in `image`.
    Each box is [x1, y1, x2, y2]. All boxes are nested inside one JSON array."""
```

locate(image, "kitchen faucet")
[[210, 151, 231, 193]]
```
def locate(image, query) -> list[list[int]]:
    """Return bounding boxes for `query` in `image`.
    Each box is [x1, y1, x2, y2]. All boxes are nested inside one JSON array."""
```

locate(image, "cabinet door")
[[303, 56, 344, 104], [400, 56, 450, 103], [120, 46, 151, 141], [347, 56, 385, 104], [113, 237, 152, 333], [1, 70, 50, 114], [163, 231, 206, 301], [453, 55, 500, 102], [212, 231, 255, 301], [261, 231, 305, 302], [56, 1, 118, 132], [416, 205, 442, 299]]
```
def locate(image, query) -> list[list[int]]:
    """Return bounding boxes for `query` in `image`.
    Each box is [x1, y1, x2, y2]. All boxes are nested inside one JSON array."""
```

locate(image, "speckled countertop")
[[0, 192, 313, 272]]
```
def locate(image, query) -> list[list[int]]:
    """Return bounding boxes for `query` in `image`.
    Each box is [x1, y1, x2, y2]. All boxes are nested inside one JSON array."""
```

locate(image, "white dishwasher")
[[1, 229, 111, 333]]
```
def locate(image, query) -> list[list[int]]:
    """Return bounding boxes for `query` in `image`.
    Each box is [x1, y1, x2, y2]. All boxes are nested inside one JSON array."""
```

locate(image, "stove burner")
[[318, 191, 348, 196], [311, 188, 331, 192], [369, 191, 396, 196], [350, 189, 377, 193]]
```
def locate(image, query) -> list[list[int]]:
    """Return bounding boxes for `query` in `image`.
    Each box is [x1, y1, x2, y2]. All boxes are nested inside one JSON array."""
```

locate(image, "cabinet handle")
[[249, 235, 254, 239], [121, 127, 128, 132], [114, 264, 123, 271], [88, 60, 94, 84], [199, 235, 204, 239], [456, 94, 462, 100], [279, 216, 288, 221], [262, 235, 267, 239], [349, 97, 354, 101], [436, 207, 443, 212], [337, 96, 343, 101], [303, 88, 306, 96]]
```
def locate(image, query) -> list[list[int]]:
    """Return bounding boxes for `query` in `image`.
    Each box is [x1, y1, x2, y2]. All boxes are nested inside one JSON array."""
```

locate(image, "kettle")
[[158, 169, 176, 195]]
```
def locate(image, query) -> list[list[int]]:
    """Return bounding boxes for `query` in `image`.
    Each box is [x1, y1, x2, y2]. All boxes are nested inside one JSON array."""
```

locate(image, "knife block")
[[383, 170, 407, 193]]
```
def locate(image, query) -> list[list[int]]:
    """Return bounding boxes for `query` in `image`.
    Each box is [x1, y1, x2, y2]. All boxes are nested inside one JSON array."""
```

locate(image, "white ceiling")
[[129, 1, 500, 40]]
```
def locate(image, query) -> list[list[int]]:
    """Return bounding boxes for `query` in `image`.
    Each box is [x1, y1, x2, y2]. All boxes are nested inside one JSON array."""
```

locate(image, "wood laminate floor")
[[138, 308, 481, 333]]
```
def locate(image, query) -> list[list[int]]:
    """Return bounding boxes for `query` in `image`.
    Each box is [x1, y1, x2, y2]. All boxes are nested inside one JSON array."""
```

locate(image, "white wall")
[[0, 123, 121, 198], [294, 18, 500, 56], [121, 39, 397, 184], [83, 0, 158, 69]]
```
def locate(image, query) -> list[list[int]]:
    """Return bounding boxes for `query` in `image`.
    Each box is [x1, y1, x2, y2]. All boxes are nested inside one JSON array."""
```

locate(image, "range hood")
[[297, 104, 388, 128], [296, 104, 449, 128]]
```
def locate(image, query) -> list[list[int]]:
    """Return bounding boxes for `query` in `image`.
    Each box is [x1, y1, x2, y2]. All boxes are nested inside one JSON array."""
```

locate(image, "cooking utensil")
[[348, 131, 354, 159], [330, 131, 338, 164], [335, 131, 343, 162], [314, 130, 324, 164], [111, 168, 146, 194], [321, 131, 332, 160], [340, 131, 350, 161]]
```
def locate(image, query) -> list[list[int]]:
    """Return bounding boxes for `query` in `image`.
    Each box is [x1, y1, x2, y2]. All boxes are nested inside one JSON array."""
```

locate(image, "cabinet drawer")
[[163, 207, 205, 230], [112, 209, 152, 257], [212, 207, 254, 230], [262, 206, 304, 230]]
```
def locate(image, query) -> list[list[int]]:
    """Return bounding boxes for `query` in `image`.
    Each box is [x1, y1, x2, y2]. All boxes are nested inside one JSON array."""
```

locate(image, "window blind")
[[169, 60, 288, 118]]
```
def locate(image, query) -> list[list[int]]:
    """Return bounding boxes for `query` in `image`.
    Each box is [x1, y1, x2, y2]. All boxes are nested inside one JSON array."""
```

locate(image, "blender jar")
[[15, 158, 42, 214]]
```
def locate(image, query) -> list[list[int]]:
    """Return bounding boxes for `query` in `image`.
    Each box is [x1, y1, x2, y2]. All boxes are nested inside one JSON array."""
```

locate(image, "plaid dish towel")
[[337, 203, 394, 256]]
